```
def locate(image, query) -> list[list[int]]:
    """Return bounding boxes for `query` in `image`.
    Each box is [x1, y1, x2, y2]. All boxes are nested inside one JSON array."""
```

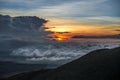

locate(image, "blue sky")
[[0, 0, 120, 17], [0, 0, 120, 35]]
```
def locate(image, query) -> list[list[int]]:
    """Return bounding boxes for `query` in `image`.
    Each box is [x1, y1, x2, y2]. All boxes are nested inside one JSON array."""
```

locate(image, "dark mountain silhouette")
[[0, 61, 48, 79], [4, 47, 120, 80]]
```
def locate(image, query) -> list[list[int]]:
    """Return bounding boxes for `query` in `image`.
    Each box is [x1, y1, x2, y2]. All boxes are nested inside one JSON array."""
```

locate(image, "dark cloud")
[[114, 29, 120, 32], [72, 34, 120, 39], [0, 14, 47, 33], [0, 14, 50, 42], [55, 32, 70, 34]]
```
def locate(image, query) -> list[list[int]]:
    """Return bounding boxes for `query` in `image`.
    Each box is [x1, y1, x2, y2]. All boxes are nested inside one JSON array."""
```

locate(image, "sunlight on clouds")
[[0, 0, 119, 37], [45, 18, 120, 36]]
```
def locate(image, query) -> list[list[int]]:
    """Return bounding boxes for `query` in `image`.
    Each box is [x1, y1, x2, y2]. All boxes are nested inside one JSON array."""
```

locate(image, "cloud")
[[80, 16, 120, 24], [55, 32, 70, 34], [10, 45, 87, 63], [0, 0, 120, 17], [0, 14, 47, 32], [9, 41, 120, 65], [72, 34, 120, 39], [0, 0, 79, 10], [34, 0, 119, 17], [0, 14, 51, 42], [31, 0, 108, 17], [115, 29, 120, 32]]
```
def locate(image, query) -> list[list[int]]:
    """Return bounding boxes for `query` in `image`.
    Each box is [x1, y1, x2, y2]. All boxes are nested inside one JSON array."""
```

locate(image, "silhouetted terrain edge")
[[4, 47, 120, 80], [0, 61, 48, 79]]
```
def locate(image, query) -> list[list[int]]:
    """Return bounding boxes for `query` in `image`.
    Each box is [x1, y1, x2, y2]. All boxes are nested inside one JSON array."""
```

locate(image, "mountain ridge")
[[4, 47, 120, 80]]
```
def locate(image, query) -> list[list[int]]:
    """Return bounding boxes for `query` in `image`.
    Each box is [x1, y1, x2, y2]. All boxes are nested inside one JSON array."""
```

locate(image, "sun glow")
[[45, 18, 120, 41], [56, 37, 63, 41], [49, 33, 69, 41]]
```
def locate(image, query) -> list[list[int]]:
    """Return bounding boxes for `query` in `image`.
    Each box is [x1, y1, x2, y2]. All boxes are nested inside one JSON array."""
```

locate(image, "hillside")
[[4, 47, 120, 80], [0, 61, 48, 79]]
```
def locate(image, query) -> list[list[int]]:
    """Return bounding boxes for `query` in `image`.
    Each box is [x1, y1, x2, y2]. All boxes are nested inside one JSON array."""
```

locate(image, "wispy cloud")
[[39, 0, 108, 17], [78, 16, 120, 24], [0, 0, 119, 17]]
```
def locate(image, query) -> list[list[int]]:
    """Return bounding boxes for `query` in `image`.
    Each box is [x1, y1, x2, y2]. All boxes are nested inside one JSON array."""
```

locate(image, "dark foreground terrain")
[[3, 47, 120, 80], [0, 61, 48, 79]]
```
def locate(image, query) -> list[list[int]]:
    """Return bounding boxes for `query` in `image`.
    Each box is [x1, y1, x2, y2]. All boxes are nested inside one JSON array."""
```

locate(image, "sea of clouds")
[[9, 41, 120, 67]]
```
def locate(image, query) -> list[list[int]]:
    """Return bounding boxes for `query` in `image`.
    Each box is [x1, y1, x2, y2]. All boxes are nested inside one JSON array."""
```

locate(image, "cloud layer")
[[0, 0, 120, 17], [10, 41, 120, 65]]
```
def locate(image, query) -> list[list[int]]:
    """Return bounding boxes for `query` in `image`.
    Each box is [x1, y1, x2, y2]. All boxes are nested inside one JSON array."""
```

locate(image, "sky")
[[0, 0, 120, 40]]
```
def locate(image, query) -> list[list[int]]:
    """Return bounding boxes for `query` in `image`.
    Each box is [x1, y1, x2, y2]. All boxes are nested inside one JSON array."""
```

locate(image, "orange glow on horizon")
[[45, 18, 120, 37], [49, 33, 70, 41]]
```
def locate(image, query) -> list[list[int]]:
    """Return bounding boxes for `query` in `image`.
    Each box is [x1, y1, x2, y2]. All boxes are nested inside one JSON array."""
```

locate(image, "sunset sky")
[[0, 0, 120, 40]]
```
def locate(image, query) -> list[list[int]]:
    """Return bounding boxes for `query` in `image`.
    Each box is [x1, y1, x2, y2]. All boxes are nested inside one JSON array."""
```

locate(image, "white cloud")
[[84, 16, 120, 23], [73, 16, 120, 24], [10, 41, 120, 63]]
